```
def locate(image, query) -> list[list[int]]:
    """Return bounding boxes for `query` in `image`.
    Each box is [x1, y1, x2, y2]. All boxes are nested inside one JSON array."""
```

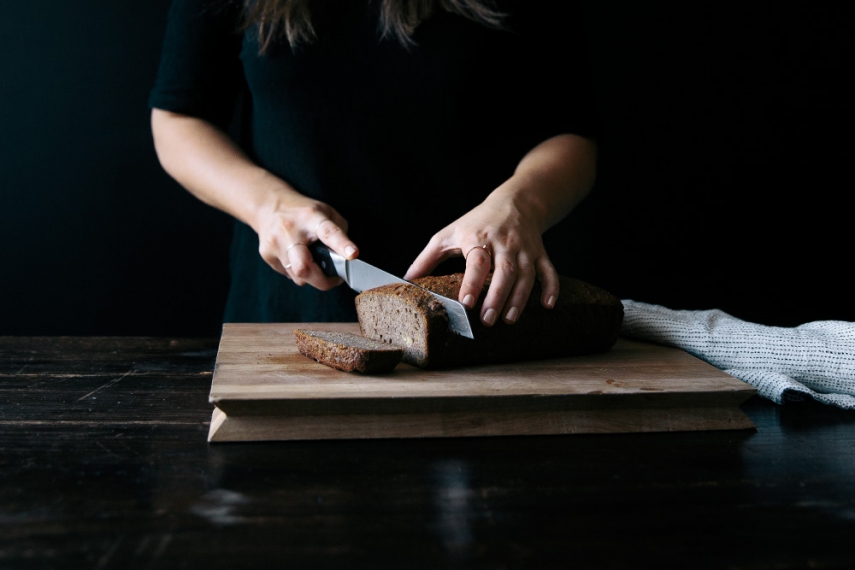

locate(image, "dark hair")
[[242, 0, 506, 53]]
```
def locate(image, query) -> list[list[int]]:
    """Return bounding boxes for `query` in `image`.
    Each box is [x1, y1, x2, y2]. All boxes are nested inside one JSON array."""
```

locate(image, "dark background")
[[1, 1, 851, 336]]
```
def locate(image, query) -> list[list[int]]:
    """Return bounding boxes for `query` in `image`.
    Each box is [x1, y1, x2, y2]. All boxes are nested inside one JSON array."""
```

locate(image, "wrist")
[[486, 174, 552, 233], [246, 170, 303, 233]]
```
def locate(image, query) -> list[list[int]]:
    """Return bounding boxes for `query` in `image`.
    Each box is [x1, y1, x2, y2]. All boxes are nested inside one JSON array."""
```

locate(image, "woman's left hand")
[[403, 134, 597, 327], [404, 185, 557, 327]]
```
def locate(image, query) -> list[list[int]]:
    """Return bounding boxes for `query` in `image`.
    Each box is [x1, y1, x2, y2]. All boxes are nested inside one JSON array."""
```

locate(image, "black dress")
[[148, 0, 598, 323]]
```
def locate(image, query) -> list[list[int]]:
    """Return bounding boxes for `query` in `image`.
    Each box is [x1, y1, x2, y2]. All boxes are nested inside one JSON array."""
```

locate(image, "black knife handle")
[[308, 242, 339, 278]]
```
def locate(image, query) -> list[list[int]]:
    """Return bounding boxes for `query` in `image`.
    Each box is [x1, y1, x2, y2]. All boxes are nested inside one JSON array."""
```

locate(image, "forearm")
[[485, 133, 597, 233], [150, 108, 305, 233], [151, 108, 358, 289]]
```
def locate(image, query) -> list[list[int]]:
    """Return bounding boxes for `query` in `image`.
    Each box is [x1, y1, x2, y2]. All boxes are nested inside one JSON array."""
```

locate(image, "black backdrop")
[[1, 1, 851, 336]]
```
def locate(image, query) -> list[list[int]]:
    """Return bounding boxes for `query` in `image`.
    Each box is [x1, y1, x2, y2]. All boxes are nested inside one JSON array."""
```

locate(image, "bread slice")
[[294, 329, 403, 373], [355, 274, 624, 369]]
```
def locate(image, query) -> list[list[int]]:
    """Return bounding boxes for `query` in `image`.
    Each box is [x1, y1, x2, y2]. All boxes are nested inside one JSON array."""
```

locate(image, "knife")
[[309, 242, 474, 339]]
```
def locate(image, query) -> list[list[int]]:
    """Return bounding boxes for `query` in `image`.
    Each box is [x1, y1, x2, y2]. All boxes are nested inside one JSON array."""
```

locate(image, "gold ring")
[[464, 244, 490, 260]]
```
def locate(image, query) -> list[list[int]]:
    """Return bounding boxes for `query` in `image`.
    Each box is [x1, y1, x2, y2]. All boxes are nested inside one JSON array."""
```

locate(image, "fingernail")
[[345, 246, 357, 259], [505, 306, 519, 323], [547, 296, 556, 309], [462, 294, 474, 308], [482, 308, 497, 326]]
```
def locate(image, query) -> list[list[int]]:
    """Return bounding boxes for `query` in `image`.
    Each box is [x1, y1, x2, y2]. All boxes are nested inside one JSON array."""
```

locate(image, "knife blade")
[[309, 242, 474, 339]]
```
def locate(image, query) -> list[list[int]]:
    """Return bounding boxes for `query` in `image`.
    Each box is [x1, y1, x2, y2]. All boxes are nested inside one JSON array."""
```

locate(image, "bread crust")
[[356, 274, 624, 369], [354, 282, 448, 368], [294, 329, 403, 373]]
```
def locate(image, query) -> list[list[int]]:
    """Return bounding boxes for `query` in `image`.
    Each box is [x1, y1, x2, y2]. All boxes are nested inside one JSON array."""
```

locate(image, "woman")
[[149, 0, 598, 327]]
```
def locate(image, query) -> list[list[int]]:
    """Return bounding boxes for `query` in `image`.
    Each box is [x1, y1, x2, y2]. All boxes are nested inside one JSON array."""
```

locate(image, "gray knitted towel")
[[620, 300, 855, 409]]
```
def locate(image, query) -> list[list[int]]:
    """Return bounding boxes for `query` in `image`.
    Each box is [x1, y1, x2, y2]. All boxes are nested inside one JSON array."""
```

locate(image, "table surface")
[[2, 336, 854, 570]]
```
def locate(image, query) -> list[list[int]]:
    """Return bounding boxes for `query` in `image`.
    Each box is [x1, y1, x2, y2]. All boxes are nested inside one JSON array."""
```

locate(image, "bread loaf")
[[294, 329, 403, 373], [355, 273, 624, 369]]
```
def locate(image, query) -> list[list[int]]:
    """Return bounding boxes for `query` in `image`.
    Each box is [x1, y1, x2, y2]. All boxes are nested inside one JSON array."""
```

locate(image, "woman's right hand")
[[150, 109, 359, 290], [254, 191, 359, 290]]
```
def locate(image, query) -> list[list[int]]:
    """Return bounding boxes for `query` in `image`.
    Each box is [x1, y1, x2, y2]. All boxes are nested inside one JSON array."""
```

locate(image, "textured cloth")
[[620, 300, 855, 410]]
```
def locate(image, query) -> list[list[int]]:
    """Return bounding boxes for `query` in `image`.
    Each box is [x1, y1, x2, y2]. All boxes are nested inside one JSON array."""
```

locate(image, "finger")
[[403, 233, 454, 281], [259, 236, 292, 277], [501, 252, 536, 324], [479, 251, 516, 327], [315, 218, 358, 260], [285, 242, 312, 280], [286, 242, 342, 290], [536, 256, 560, 309], [458, 245, 492, 309], [263, 251, 292, 279]]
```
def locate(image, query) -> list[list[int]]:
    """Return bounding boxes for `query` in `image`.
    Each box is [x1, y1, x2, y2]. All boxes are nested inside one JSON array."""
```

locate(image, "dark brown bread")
[[294, 329, 403, 373], [355, 274, 624, 369]]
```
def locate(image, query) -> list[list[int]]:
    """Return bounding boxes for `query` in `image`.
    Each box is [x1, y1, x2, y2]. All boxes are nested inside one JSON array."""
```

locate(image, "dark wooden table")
[[2, 337, 854, 570]]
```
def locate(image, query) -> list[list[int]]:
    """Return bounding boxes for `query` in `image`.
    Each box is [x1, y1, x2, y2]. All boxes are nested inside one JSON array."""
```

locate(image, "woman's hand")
[[404, 183, 557, 326], [404, 134, 597, 326], [151, 109, 359, 291], [254, 192, 359, 290]]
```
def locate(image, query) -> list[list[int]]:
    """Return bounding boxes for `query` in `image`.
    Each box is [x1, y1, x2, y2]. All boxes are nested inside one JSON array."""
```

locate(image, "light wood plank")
[[208, 405, 756, 441], [208, 323, 757, 441]]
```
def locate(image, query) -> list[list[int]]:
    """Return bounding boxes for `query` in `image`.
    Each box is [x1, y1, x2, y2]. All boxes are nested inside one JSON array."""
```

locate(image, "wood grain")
[[3, 336, 855, 569], [208, 323, 756, 440]]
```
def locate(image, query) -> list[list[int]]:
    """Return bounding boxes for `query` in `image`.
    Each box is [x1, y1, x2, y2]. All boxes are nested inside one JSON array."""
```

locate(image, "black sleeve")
[[148, 0, 245, 129]]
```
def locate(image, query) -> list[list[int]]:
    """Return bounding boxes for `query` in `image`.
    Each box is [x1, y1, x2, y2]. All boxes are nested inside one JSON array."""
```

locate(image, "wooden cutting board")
[[207, 323, 756, 441]]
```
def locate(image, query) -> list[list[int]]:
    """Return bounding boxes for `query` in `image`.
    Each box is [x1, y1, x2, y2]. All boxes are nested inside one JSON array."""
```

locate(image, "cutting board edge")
[[207, 404, 757, 442], [209, 387, 756, 416]]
